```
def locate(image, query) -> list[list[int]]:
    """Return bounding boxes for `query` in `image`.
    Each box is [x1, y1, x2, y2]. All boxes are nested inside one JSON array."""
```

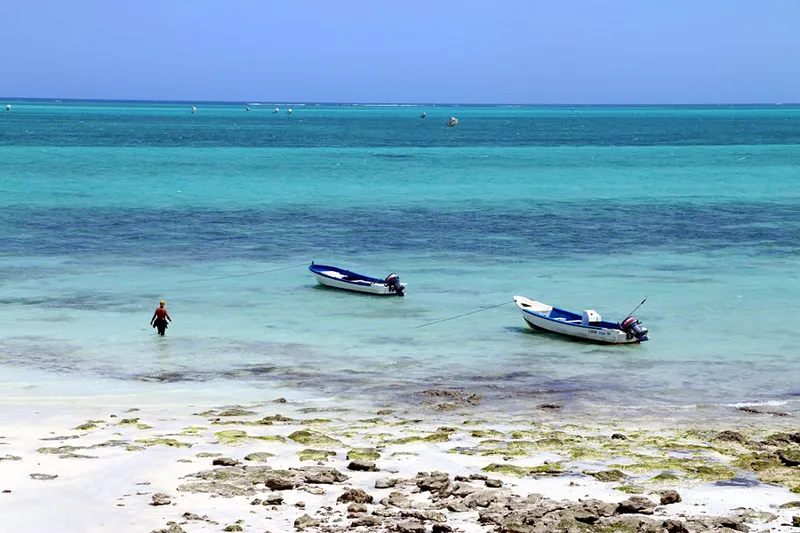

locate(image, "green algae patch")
[[257, 414, 294, 424], [385, 435, 423, 446], [135, 437, 192, 448], [391, 451, 418, 457], [448, 447, 479, 456], [533, 437, 565, 449], [615, 485, 646, 494], [73, 420, 105, 431], [780, 448, 800, 463], [211, 420, 259, 427], [482, 462, 565, 477], [607, 453, 734, 482], [649, 472, 680, 482], [215, 430, 286, 446], [115, 418, 141, 427], [299, 418, 332, 426], [477, 439, 507, 448], [298, 407, 350, 414], [59, 453, 98, 459], [684, 464, 736, 481], [244, 452, 274, 462], [586, 469, 626, 482], [196, 452, 222, 458], [217, 408, 257, 417], [471, 429, 505, 439], [298, 449, 336, 461], [509, 430, 540, 440], [364, 432, 394, 442], [357, 418, 385, 425], [734, 452, 800, 489], [461, 419, 489, 426], [500, 440, 540, 452], [392, 419, 424, 426], [479, 447, 529, 457], [557, 517, 637, 533], [424, 431, 452, 443], [90, 440, 128, 449], [287, 430, 341, 448], [181, 426, 207, 436], [347, 448, 380, 461], [126, 445, 146, 452], [38, 445, 83, 455], [567, 445, 606, 460]]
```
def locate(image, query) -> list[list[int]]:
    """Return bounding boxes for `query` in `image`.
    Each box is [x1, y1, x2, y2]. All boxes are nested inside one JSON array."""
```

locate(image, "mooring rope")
[[415, 300, 512, 329], [182, 262, 308, 284]]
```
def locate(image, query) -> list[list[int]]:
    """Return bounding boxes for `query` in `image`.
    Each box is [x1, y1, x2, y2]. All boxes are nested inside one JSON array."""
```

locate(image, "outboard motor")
[[621, 317, 648, 342], [384, 273, 405, 296]]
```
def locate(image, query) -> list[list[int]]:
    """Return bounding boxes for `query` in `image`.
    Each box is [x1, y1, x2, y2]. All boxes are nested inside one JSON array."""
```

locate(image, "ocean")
[[1, 101, 799, 419]]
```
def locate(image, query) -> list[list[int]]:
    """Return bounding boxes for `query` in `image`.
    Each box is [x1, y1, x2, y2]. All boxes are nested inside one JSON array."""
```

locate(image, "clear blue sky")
[[2, 0, 798, 104]]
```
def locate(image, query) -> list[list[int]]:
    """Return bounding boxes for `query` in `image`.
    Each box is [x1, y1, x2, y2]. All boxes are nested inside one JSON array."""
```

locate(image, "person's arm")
[[150, 310, 157, 325], [165, 310, 172, 322]]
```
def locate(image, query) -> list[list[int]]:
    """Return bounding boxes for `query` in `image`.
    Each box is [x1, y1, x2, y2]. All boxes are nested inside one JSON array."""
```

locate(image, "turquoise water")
[[1, 101, 799, 417]]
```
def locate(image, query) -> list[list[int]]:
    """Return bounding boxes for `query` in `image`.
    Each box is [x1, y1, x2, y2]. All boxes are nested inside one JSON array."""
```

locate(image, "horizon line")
[[2, 96, 798, 107]]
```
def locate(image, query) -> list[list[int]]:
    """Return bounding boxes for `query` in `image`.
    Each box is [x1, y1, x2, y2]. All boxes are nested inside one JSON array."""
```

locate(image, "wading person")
[[150, 300, 172, 336]]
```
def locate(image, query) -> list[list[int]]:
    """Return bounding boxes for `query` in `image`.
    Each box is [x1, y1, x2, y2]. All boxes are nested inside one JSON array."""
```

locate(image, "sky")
[[1, 0, 799, 104]]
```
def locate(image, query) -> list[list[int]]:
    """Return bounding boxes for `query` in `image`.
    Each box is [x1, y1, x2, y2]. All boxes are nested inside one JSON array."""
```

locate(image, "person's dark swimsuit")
[[153, 317, 168, 335], [152, 306, 170, 336]]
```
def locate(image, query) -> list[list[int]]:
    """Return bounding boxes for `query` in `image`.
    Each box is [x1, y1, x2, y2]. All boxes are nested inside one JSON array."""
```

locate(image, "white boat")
[[309, 263, 406, 296], [513, 295, 648, 344]]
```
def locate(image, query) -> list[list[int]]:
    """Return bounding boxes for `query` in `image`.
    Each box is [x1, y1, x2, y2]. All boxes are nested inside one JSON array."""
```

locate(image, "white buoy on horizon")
[[287, 108, 292, 115], [191, 106, 197, 114]]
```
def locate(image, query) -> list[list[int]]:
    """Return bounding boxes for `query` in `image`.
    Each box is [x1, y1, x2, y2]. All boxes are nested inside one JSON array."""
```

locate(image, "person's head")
[[159, 300, 165, 308]]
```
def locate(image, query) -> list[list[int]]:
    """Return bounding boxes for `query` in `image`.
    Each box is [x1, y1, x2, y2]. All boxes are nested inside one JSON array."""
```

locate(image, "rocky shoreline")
[[0, 393, 798, 533]]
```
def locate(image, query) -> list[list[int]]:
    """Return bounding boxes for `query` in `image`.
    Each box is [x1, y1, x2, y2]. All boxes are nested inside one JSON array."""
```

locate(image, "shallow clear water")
[[1, 101, 799, 417]]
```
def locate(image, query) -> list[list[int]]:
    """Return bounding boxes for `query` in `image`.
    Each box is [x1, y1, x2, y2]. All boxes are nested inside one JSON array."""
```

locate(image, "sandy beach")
[[1, 389, 798, 533]]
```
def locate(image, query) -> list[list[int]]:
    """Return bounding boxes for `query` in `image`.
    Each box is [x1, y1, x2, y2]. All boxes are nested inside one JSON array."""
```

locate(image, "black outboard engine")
[[384, 273, 405, 296], [621, 317, 648, 342]]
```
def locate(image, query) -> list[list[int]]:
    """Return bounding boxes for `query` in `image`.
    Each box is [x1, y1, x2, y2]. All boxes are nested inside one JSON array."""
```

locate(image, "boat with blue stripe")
[[309, 262, 406, 296], [513, 295, 648, 344]]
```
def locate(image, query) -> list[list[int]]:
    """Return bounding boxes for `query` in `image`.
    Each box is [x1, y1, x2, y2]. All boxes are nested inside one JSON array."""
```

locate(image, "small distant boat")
[[421, 111, 427, 119], [309, 263, 406, 296], [5, 104, 10, 111], [287, 108, 292, 115], [245, 106, 250, 112], [191, 106, 197, 114], [447, 116, 458, 127], [513, 295, 648, 344], [274, 107, 280, 113]]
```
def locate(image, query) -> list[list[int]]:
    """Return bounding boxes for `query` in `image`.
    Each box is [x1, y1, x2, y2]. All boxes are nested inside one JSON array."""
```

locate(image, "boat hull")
[[309, 264, 407, 296], [513, 295, 641, 344]]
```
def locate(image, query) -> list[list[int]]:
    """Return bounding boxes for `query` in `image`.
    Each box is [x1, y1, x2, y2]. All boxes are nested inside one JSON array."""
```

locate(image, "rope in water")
[[415, 300, 512, 329], [182, 263, 308, 284]]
